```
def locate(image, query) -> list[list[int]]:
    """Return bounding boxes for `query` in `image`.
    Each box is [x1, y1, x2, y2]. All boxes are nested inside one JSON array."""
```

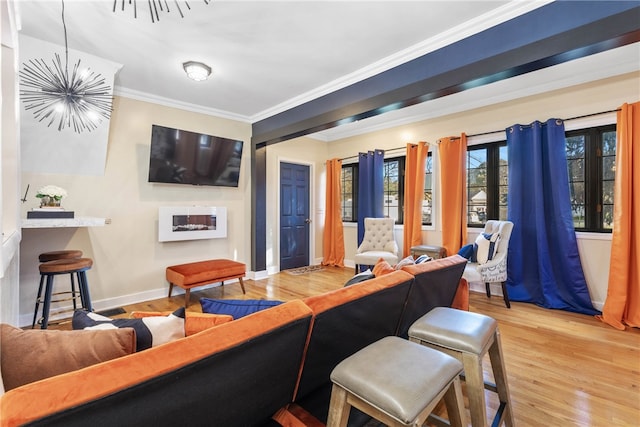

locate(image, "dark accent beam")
[[251, 144, 267, 272], [252, 1, 640, 146], [249, 1, 640, 272]]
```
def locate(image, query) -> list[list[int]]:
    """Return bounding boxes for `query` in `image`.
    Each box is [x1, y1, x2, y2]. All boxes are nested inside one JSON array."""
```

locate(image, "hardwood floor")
[[52, 266, 640, 426]]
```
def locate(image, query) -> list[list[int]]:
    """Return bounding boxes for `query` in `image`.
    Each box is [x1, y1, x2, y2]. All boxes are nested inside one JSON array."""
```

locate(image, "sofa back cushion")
[[398, 254, 467, 337], [1, 301, 313, 427], [295, 270, 414, 422]]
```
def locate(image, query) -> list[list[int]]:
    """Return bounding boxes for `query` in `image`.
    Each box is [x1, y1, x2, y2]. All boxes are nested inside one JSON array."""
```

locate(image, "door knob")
[[305, 218, 312, 224]]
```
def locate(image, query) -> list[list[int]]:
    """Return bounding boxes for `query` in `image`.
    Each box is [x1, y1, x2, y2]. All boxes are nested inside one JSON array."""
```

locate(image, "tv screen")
[[148, 125, 243, 187]]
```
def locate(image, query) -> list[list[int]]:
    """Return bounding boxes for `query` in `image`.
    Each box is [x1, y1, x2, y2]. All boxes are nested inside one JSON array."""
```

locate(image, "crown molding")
[[250, 0, 552, 123], [113, 86, 252, 123]]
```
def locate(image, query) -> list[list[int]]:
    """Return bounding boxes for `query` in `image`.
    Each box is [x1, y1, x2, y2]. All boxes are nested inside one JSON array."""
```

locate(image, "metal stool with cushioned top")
[[408, 307, 515, 427], [33, 257, 94, 329], [327, 336, 467, 427]]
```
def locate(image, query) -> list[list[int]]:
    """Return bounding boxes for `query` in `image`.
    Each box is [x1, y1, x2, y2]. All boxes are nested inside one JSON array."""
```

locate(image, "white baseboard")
[[19, 279, 241, 328], [469, 282, 604, 311]]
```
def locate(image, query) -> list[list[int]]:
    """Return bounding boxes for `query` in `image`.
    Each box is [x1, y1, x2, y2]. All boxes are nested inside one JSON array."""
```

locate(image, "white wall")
[[14, 67, 638, 325], [1, 0, 22, 326], [265, 136, 329, 273], [322, 71, 640, 309], [18, 96, 251, 326]]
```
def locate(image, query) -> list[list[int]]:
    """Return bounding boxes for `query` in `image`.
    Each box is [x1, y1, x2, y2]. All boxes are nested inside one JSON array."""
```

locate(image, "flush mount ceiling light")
[[113, 0, 210, 23], [19, 0, 112, 133], [183, 61, 212, 81]]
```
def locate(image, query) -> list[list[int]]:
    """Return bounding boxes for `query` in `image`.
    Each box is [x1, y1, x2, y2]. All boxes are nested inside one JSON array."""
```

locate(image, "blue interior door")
[[280, 162, 310, 270]]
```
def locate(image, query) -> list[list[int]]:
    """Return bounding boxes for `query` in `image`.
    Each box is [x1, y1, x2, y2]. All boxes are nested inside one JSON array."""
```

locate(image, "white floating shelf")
[[22, 217, 109, 229]]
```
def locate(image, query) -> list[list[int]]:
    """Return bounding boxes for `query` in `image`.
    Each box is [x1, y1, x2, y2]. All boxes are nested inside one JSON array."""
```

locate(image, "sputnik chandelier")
[[19, 0, 112, 133], [113, 0, 210, 23]]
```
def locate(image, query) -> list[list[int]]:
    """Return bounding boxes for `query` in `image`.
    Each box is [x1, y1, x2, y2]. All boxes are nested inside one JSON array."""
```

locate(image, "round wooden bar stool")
[[408, 307, 515, 427], [38, 250, 83, 263], [33, 250, 84, 327], [327, 336, 466, 427], [33, 257, 94, 329]]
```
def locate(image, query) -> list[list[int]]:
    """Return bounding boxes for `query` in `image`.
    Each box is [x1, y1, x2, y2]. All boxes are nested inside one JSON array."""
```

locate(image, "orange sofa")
[[0, 255, 467, 427]]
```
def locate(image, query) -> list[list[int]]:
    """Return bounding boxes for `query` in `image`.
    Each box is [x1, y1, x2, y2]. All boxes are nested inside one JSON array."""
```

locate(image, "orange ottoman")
[[166, 259, 246, 308]]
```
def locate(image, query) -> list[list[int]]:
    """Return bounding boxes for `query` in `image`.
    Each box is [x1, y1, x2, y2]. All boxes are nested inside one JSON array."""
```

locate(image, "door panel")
[[280, 162, 310, 270]]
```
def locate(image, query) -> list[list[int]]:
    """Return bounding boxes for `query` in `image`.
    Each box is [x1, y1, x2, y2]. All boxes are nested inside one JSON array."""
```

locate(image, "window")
[[341, 152, 432, 225], [340, 164, 357, 222], [466, 142, 508, 227], [383, 157, 404, 223], [565, 125, 616, 231], [422, 153, 433, 226]]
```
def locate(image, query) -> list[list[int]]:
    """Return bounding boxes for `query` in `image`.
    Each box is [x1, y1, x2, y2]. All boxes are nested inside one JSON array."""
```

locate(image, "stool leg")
[[184, 288, 191, 308], [501, 281, 511, 309], [78, 271, 93, 312], [238, 277, 246, 294], [488, 330, 515, 427], [326, 384, 351, 427], [442, 376, 467, 427], [32, 274, 46, 329], [485, 282, 492, 298], [168, 283, 174, 297], [70, 272, 78, 310], [41, 275, 54, 329], [462, 352, 489, 427]]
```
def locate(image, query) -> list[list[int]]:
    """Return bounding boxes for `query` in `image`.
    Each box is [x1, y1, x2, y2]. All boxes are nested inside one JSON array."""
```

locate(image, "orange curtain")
[[322, 158, 345, 267], [598, 102, 640, 330], [439, 134, 467, 256], [402, 142, 429, 257]]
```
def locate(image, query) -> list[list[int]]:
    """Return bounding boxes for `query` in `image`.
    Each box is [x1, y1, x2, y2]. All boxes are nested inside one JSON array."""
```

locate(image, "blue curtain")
[[357, 150, 384, 245], [506, 119, 599, 315]]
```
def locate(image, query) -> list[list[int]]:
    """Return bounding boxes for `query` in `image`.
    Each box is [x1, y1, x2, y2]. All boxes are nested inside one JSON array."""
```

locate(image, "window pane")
[[467, 148, 487, 225], [570, 182, 586, 228], [602, 156, 616, 181], [602, 131, 616, 156], [383, 160, 400, 222], [340, 165, 355, 222], [566, 135, 585, 158], [498, 145, 508, 220], [602, 180, 614, 204], [567, 158, 584, 181], [423, 154, 432, 225], [566, 135, 586, 229], [601, 130, 616, 231], [602, 205, 614, 229]]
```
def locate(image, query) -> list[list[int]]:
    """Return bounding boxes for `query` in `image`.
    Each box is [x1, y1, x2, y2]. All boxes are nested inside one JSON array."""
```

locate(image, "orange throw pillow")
[[372, 258, 395, 277]]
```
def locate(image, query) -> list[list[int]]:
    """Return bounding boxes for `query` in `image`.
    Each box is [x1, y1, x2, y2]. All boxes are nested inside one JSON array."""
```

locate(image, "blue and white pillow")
[[414, 254, 432, 264], [344, 269, 375, 286], [474, 232, 500, 264], [73, 307, 185, 351]]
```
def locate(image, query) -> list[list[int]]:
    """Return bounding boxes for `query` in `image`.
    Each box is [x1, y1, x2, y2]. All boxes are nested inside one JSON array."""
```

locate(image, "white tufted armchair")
[[354, 217, 399, 273], [462, 220, 514, 308]]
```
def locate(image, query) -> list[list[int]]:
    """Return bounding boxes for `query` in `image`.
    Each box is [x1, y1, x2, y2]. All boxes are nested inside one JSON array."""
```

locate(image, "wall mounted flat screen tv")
[[148, 125, 243, 187]]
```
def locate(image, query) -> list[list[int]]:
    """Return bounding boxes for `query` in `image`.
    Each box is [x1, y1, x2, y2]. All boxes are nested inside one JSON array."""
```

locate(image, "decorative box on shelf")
[[27, 208, 75, 219]]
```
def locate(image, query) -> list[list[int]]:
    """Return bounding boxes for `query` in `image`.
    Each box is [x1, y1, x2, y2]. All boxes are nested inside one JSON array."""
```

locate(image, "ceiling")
[[14, 1, 640, 140]]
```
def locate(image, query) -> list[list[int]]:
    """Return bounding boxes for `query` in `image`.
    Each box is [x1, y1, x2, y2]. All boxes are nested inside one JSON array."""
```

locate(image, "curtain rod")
[[339, 144, 422, 162], [441, 108, 621, 141], [339, 107, 620, 160]]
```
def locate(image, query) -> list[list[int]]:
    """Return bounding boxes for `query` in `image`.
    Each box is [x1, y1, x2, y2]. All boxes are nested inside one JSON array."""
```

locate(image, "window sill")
[[575, 231, 612, 241]]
